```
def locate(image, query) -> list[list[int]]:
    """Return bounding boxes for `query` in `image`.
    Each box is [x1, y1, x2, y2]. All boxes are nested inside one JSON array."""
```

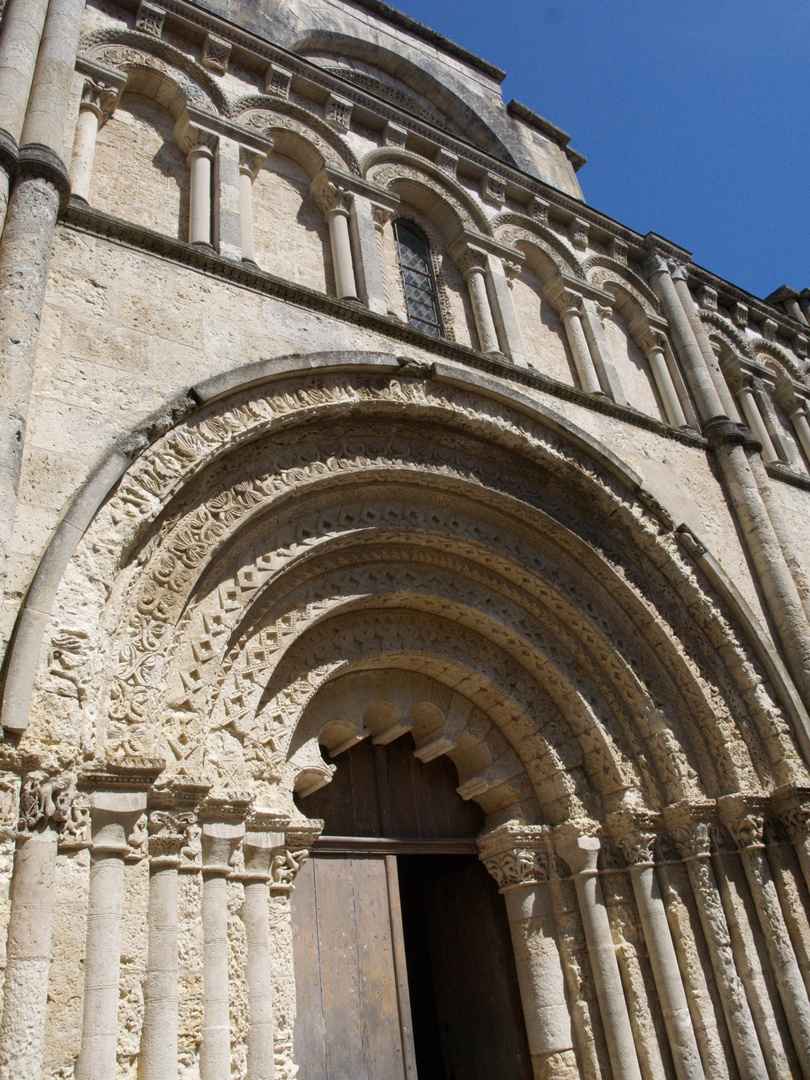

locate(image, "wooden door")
[[292, 852, 416, 1080]]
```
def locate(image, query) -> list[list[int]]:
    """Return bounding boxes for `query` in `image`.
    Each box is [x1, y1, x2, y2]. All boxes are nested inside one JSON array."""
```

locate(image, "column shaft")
[[465, 266, 500, 355], [76, 791, 146, 1080], [790, 408, 810, 465], [629, 863, 704, 1080], [647, 346, 688, 427], [580, 299, 627, 403], [561, 304, 601, 394], [0, 830, 58, 1080], [19, 0, 86, 160], [736, 387, 778, 463], [671, 272, 740, 421], [243, 879, 276, 1080], [348, 195, 391, 314], [648, 264, 725, 423], [140, 862, 179, 1080], [0, 0, 50, 143], [503, 883, 577, 1080], [557, 836, 642, 1080], [679, 849, 768, 1080], [239, 167, 256, 262], [201, 874, 230, 1080], [188, 146, 213, 246], [326, 208, 358, 299], [737, 845, 810, 1075], [486, 258, 526, 364], [70, 106, 100, 202], [76, 854, 126, 1080]]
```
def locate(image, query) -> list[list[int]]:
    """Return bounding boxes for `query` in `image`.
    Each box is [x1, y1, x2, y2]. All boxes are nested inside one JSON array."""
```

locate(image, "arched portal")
[[5, 351, 810, 1080]]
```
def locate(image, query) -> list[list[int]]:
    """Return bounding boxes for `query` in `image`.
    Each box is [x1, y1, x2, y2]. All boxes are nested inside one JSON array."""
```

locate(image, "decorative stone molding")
[[662, 802, 715, 860], [606, 811, 659, 866], [569, 217, 589, 250], [609, 237, 628, 264], [201, 33, 231, 76], [433, 147, 458, 176], [383, 121, 408, 147], [772, 784, 810, 842], [481, 172, 506, 206], [264, 64, 292, 100], [698, 285, 718, 311], [324, 93, 352, 133], [135, 1, 164, 37]]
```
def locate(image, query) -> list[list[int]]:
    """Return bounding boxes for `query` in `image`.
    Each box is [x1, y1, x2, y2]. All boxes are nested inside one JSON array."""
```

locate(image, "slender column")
[[479, 825, 578, 1079], [239, 823, 286, 1080], [349, 195, 398, 315], [718, 795, 810, 1075], [579, 298, 627, 404], [70, 78, 120, 202], [486, 256, 527, 365], [611, 822, 705, 1080], [555, 832, 642, 1080], [238, 147, 268, 263], [646, 255, 725, 423], [0, 774, 73, 1080], [187, 143, 214, 246], [201, 819, 245, 1080], [139, 811, 196, 1080], [788, 405, 810, 465], [672, 269, 741, 420], [310, 172, 359, 300], [560, 298, 601, 394], [736, 385, 779, 463], [646, 341, 688, 427], [457, 248, 501, 355], [666, 812, 768, 1080], [76, 790, 147, 1080], [775, 786, 810, 897]]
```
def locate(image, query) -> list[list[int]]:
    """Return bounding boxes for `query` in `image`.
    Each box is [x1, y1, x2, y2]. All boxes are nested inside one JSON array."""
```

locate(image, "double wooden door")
[[291, 736, 533, 1080]]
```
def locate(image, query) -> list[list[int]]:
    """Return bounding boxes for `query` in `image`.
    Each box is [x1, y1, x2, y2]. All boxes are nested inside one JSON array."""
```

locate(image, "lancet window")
[[394, 219, 444, 337]]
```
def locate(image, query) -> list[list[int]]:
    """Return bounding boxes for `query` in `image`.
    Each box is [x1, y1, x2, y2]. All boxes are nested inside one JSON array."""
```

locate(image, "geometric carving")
[[202, 33, 231, 75], [135, 1, 164, 36]]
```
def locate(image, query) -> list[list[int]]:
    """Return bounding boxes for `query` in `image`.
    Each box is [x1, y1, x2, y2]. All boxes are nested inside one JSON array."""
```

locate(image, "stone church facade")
[[0, 0, 809, 1077]]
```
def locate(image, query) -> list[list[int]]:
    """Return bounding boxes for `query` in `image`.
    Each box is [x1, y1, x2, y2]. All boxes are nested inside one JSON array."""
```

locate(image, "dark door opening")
[[397, 854, 533, 1080], [292, 731, 532, 1080]]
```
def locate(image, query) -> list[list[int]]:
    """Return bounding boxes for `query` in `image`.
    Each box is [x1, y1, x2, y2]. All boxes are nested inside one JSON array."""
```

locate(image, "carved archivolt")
[[233, 96, 361, 176], [493, 218, 585, 283], [31, 364, 808, 831], [365, 150, 490, 235], [79, 29, 228, 116], [699, 309, 755, 360], [752, 338, 806, 383], [585, 259, 662, 318]]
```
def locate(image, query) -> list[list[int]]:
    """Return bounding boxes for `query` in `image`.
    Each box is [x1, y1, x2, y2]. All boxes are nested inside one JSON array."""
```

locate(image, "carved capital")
[[717, 793, 768, 850], [773, 785, 810, 843], [18, 772, 76, 836], [643, 252, 671, 279], [478, 822, 554, 890], [662, 801, 715, 860], [371, 204, 394, 231], [669, 260, 689, 283], [455, 246, 487, 280], [554, 825, 600, 875], [79, 78, 120, 124], [607, 811, 658, 866], [148, 810, 197, 860], [502, 260, 522, 285], [269, 824, 321, 894], [239, 146, 268, 180], [310, 171, 353, 219]]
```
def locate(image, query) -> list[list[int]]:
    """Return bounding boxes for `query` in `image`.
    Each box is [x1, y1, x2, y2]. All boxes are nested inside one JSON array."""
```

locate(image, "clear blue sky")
[[387, 0, 809, 301]]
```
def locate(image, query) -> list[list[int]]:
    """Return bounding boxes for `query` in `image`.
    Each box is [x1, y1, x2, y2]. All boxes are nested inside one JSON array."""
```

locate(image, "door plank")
[[353, 857, 406, 1080], [315, 856, 366, 1080], [291, 857, 326, 1080], [385, 855, 419, 1080]]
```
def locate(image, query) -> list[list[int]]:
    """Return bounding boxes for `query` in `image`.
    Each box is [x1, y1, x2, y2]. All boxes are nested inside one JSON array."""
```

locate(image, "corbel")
[[324, 93, 353, 133], [264, 64, 292, 100], [135, 0, 165, 37], [202, 33, 231, 76]]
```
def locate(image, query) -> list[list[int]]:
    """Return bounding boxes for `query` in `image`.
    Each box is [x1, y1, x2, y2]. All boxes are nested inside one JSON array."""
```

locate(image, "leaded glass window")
[[394, 220, 444, 338]]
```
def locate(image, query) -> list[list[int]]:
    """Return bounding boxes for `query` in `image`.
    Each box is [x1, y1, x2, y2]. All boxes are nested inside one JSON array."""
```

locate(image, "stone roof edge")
[[340, 0, 507, 83], [507, 99, 587, 171]]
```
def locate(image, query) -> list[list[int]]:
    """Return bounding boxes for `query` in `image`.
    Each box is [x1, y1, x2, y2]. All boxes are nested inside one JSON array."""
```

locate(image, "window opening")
[[395, 219, 444, 337]]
